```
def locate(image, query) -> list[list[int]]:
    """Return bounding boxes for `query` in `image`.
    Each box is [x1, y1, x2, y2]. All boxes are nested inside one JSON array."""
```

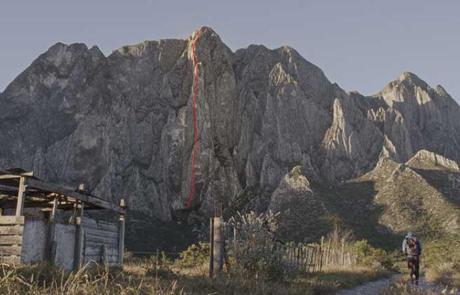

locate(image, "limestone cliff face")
[[374, 72, 460, 162], [1, 27, 460, 227]]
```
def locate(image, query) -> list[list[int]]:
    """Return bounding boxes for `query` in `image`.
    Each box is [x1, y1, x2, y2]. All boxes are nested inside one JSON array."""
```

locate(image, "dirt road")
[[336, 274, 457, 294]]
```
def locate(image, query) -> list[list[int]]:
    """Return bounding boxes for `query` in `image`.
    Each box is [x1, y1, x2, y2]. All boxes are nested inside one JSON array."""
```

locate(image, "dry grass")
[[0, 262, 181, 295], [422, 234, 460, 289], [0, 256, 391, 295], [381, 278, 459, 295], [425, 262, 460, 289], [382, 281, 434, 294]]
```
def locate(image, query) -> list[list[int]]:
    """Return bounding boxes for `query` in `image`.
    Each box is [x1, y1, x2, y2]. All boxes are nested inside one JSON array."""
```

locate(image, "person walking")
[[402, 232, 422, 285]]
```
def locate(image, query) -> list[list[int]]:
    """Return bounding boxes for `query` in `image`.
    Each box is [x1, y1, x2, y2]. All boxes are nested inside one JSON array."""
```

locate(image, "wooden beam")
[[0, 226, 23, 235], [0, 216, 25, 225], [0, 174, 21, 180], [0, 200, 53, 210], [0, 245, 22, 256], [0, 236, 22, 245], [0, 171, 32, 181], [15, 177, 26, 217], [26, 178, 120, 212], [0, 255, 21, 265]]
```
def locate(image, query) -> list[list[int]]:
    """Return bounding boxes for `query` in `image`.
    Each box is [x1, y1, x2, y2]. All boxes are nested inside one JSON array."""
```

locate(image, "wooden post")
[[46, 197, 59, 262], [102, 244, 108, 266], [73, 202, 84, 270], [233, 226, 237, 257], [326, 238, 332, 266], [319, 236, 324, 271], [209, 217, 214, 278], [298, 246, 302, 271], [118, 199, 126, 266], [341, 238, 345, 266], [310, 247, 316, 272], [15, 177, 26, 217], [212, 217, 224, 274]]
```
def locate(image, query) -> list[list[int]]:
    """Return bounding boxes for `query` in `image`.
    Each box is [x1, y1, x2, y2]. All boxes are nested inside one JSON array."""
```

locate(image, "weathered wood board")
[[0, 216, 24, 265], [82, 216, 121, 266]]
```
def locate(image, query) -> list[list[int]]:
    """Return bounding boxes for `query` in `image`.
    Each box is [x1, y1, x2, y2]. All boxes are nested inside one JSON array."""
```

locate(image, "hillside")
[[1, 27, 459, 249], [321, 150, 460, 248]]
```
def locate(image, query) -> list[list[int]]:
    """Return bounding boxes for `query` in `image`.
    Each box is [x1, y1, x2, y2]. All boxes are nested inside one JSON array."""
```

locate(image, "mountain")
[[1, 27, 459, 248]]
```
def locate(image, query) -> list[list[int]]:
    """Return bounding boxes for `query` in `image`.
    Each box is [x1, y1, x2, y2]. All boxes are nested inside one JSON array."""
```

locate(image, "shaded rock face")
[[1, 27, 460, 230]]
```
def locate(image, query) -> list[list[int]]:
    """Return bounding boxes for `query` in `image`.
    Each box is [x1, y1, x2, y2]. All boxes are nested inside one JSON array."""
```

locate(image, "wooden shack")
[[0, 168, 126, 270]]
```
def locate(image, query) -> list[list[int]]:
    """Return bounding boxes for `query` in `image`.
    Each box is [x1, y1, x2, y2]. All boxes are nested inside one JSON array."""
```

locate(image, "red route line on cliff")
[[185, 28, 204, 209]]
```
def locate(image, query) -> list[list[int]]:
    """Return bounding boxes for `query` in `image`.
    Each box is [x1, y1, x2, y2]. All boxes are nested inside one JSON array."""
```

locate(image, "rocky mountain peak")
[[397, 71, 428, 87], [378, 72, 434, 107], [1, 28, 459, 238]]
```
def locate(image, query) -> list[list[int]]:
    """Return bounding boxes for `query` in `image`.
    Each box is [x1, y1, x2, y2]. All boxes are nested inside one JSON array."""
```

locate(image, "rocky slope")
[[1, 27, 459, 246], [364, 151, 459, 235]]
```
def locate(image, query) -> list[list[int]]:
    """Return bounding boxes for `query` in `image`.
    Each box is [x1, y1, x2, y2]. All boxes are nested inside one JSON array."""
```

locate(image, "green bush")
[[177, 242, 210, 268], [229, 211, 288, 281], [352, 239, 395, 270], [423, 234, 460, 288]]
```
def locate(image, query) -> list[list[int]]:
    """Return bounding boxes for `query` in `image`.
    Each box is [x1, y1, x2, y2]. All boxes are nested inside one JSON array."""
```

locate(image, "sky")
[[1, 0, 460, 100]]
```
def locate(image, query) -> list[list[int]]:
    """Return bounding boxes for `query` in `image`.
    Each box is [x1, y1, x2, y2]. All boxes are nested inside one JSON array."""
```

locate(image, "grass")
[[0, 255, 391, 295], [305, 266, 392, 292], [381, 278, 459, 295], [119, 259, 392, 295], [422, 233, 460, 289]]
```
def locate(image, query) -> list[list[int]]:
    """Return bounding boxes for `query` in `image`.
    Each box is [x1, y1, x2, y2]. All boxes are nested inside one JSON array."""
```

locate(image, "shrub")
[[229, 211, 287, 281], [352, 239, 395, 270], [177, 242, 210, 268], [423, 234, 460, 288]]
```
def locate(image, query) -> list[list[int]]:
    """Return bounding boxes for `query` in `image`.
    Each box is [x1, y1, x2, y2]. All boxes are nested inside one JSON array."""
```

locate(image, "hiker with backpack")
[[402, 232, 422, 285]]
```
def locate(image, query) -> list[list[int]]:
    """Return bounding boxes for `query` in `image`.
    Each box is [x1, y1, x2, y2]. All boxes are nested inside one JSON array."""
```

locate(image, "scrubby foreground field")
[[0, 259, 389, 295], [1, 238, 458, 295], [1, 214, 458, 294]]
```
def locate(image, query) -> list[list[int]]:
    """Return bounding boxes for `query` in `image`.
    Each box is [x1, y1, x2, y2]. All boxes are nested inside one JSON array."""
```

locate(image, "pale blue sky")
[[1, 0, 459, 100]]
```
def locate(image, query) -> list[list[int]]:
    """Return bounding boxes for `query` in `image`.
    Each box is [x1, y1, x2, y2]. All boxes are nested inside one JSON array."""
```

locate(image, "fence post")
[[233, 226, 237, 256], [209, 217, 214, 278], [298, 244, 302, 271], [311, 246, 317, 272], [210, 216, 224, 277], [319, 236, 324, 271]]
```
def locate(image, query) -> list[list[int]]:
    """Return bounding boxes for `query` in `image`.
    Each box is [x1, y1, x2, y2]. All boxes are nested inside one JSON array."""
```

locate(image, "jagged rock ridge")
[[1, 27, 459, 237], [360, 150, 460, 235]]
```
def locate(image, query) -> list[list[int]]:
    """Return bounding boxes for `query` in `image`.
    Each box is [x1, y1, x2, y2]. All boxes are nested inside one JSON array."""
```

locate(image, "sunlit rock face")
[[1, 27, 460, 227]]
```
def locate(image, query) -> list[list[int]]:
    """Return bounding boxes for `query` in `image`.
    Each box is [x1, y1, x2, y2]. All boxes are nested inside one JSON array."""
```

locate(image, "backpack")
[[406, 237, 420, 256]]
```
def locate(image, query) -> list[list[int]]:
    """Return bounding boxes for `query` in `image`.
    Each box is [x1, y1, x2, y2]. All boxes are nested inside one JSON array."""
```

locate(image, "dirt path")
[[336, 274, 454, 295]]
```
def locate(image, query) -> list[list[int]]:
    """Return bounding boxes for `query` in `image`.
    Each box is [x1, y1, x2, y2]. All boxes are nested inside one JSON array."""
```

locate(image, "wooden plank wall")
[[0, 216, 25, 265], [81, 218, 120, 265]]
